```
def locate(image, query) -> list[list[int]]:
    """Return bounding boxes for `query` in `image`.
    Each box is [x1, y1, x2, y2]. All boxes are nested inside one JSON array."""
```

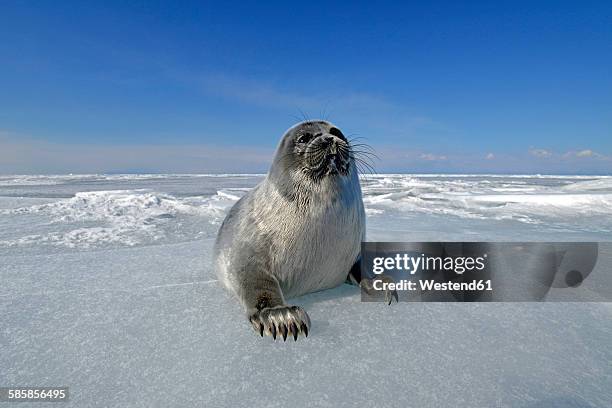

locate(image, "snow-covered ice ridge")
[[0, 189, 241, 248], [1, 174, 611, 250], [361, 175, 612, 231]]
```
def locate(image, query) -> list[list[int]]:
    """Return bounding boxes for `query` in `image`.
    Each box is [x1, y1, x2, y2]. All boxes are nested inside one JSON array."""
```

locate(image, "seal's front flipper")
[[249, 305, 311, 341], [346, 258, 398, 304], [241, 272, 310, 341], [360, 275, 399, 305]]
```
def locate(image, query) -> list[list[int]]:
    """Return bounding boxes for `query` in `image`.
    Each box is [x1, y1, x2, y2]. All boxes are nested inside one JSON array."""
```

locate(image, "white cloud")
[[562, 149, 609, 160], [528, 148, 553, 158], [185, 72, 445, 139], [485, 153, 495, 160], [419, 153, 447, 161], [529, 147, 611, 163], [576, 149, 594, 157], [192, 73, 406, 115]]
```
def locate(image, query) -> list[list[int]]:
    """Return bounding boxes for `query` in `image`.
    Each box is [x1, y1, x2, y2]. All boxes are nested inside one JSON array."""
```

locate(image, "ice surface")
[[1, 174, 612, 407], [361, 175, 612, 239], [0, 189, 238, 248]]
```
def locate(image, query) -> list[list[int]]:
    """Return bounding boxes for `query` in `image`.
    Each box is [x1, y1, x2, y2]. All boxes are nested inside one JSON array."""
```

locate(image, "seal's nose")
[[327, 139, 338, 154]]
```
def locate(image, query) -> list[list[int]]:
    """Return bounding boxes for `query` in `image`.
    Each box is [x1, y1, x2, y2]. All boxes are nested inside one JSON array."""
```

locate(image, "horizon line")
[[1, 172, 611, 178]]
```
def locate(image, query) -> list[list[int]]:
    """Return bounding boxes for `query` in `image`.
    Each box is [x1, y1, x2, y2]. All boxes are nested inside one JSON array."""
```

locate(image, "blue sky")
[[1, 1, 610, 174]]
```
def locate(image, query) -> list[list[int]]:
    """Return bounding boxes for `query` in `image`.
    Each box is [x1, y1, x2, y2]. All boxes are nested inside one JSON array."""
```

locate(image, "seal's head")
[[271, 120, 353, 182]]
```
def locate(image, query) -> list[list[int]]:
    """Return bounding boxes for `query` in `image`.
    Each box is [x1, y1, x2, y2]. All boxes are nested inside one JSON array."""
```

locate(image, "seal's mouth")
[[305, 138, 351, 179], [324, 153, 342, 175]]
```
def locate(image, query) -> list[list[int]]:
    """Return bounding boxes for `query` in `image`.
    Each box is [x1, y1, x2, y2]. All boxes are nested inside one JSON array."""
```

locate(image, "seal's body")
[[214, 120, 365, 340]]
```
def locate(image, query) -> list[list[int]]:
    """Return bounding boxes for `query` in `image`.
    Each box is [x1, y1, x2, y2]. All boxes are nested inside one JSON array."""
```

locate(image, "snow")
[[1, 174, 611, 407]]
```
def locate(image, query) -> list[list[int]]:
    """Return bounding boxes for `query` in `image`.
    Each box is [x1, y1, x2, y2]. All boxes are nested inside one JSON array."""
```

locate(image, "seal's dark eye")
[[297, 133, 313, 144], [329, 127, 346, 140]]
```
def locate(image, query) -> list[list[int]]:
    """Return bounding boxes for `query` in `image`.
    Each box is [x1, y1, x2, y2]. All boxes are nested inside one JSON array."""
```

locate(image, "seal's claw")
[[386, 288, 399, 305], [248, 305, 311, 341], [280, 324, 288, 341], [290, 322, 299, 341]]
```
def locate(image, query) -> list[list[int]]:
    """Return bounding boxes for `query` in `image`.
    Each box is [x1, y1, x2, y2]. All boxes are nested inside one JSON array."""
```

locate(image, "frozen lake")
[[1, 174, 611, 407]]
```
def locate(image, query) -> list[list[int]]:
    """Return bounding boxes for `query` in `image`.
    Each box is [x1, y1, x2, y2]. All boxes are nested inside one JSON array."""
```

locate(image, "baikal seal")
[[214, 120, 394, 341]]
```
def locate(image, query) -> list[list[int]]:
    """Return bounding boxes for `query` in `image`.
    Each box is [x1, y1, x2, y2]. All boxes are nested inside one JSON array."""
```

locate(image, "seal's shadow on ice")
[[213, 120, 395, 341]]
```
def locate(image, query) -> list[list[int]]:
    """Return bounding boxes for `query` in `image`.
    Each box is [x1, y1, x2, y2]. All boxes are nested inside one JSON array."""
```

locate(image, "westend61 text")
[[373, 279, 493, 292]]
